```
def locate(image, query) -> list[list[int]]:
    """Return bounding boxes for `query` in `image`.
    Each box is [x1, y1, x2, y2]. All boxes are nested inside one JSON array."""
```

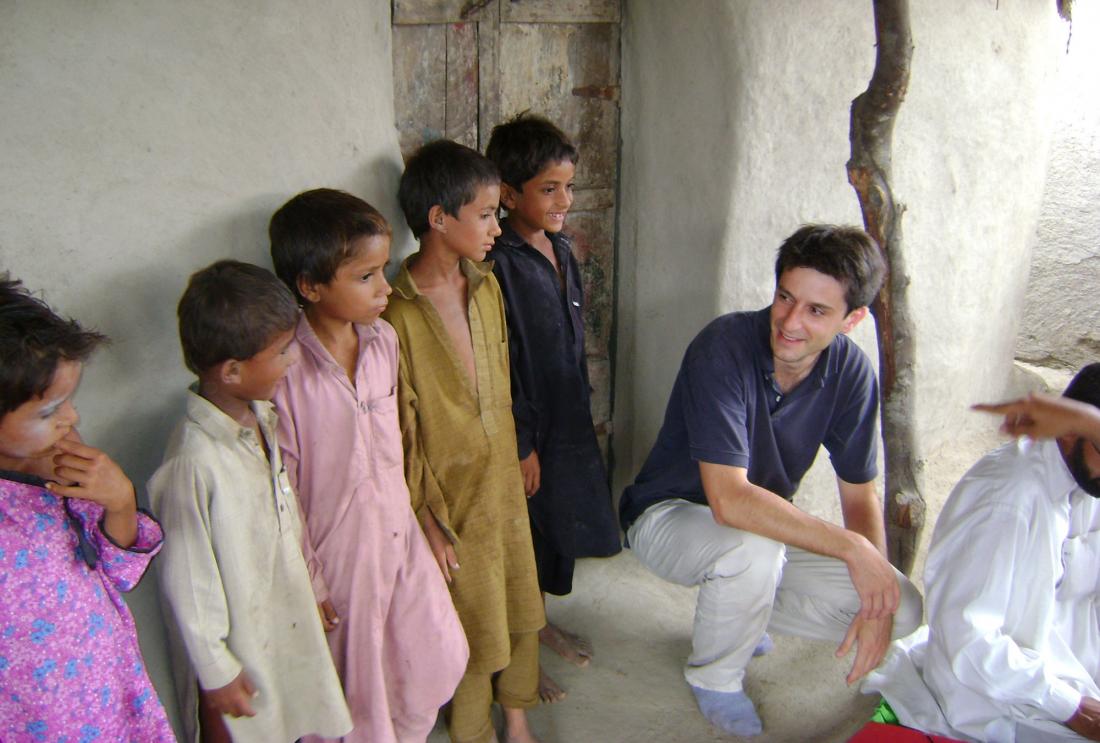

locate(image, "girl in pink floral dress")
[[0, 277, 175, 742]]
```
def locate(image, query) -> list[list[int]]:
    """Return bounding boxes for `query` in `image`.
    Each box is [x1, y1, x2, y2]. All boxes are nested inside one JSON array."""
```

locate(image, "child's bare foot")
[[502, 706, 541, 743], [538, 669, 567, 704], [539, 622, 592, 667]]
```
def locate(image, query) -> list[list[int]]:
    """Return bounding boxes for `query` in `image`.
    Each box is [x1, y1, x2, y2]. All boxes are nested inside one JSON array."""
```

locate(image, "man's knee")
[[892, 575, 924, 638], [706, 532, 785, 593]]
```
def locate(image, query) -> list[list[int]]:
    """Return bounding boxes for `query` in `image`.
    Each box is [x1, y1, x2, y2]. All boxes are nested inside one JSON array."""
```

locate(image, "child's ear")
[[296, 276, 321, 304], [500, 183, 519, 210], [218, 358, 243, 386], [428, 205, 448, 234]]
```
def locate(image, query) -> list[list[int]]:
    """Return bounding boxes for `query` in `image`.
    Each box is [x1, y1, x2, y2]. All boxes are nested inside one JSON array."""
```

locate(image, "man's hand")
[[46, 435, 137, 547], [836, 614, 893, 685], [519, 450, 540, 498], [202, 670, 258, 718], [422, 511, 459, 583], [844, 535, 900, 620], [974, 393, 1100, 442], [1066, 697, 1100, 741], [317, 599, 339, 632]]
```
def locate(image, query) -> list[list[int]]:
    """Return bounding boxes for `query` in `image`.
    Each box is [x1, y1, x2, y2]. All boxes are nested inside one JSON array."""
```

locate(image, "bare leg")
[[537, 592, 592, 703], [537, 668, 566, 704], [538, 621, 593, 667], [502, 706, 541, 743]]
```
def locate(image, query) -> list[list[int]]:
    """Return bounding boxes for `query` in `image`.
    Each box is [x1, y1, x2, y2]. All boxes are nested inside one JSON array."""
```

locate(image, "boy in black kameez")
[[486, 114, 621, 702]]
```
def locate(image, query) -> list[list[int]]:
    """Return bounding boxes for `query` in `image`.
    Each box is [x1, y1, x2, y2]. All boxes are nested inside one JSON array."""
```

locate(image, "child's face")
[[306, 234, 392, 325], [234, 328, 298, 402], [503, 160, 576, 236], [0, 359, 82, 461], [440, 183, 502, 261]]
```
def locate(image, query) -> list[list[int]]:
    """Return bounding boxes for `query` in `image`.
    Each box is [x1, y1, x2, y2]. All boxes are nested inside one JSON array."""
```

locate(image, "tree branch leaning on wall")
[[847, 0, 919, 574]]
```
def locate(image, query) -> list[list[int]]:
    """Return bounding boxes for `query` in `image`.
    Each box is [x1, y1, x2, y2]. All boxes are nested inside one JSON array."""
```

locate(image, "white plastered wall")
[[1017, 0, 1100, 370], [615, 0, 1064, 539], [0, 1, 410, 733]]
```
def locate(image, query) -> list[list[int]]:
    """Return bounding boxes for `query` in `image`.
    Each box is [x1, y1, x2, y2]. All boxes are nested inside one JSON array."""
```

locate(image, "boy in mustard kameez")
[[383, 140, 544, 743]]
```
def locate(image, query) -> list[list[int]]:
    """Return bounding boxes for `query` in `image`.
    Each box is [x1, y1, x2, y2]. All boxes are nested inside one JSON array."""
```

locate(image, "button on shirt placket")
[[241, 426, 289, 534]]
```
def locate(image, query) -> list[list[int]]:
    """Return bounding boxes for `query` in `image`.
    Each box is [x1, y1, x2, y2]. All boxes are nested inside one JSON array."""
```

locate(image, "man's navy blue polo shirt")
[[619, 307, 880, 532]]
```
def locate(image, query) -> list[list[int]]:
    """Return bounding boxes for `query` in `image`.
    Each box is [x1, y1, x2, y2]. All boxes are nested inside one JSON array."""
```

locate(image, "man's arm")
[[838, 478, 887, 557], [699, 462, 898, 619], [835, 478, 894, 683], [974, 393, 1100, 446]]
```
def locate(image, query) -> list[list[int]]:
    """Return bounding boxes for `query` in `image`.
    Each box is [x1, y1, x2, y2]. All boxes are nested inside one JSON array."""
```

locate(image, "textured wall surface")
[[615, 0, 1064, 524], [1017, 1, 1100, 370], [0, 1, 405, 733]]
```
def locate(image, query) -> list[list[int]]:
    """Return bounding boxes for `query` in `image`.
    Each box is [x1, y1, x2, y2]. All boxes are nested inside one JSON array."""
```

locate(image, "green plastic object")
[[870, 698, 900, 725]]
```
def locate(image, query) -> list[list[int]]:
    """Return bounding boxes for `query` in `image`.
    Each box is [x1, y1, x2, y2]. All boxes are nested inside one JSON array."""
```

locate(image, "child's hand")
[[202, 670, 258, 718], [318, 599, 340, 631], [46, 436, 138, 547], [46, 436, 135, 514], [520, 450, 541, 498], [22, 428, 83, 483], [423, 511, 459, 583]]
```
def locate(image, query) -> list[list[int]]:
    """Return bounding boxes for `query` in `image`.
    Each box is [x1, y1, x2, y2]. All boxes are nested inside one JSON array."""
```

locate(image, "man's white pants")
[[628, 499, 923, 693]]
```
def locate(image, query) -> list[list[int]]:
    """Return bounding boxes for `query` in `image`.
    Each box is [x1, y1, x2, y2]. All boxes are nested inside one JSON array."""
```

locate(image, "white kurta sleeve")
[[148, 457, 242, 691], [926, 497, 1083, 724]]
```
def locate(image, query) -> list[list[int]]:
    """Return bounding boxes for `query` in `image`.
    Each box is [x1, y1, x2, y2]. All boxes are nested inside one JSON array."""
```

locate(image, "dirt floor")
[[426, 423, 1018, 743]]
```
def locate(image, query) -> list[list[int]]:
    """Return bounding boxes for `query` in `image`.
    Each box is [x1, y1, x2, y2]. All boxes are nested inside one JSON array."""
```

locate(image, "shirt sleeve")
[[272, 380, 331, 603], [928, 496, 1083, 724], [823, 349, 879, 484], [147, 457, 242, 691], [68, 498, 162, 592], [680, 334, 751, 468]]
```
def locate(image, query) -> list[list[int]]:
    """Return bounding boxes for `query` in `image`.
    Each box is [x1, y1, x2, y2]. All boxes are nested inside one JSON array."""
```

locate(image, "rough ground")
[[426, 421, 1021, 742]]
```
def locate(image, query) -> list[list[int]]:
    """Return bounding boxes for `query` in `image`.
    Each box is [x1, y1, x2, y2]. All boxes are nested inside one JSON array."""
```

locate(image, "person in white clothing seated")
[[864, 364, 1100, 742]]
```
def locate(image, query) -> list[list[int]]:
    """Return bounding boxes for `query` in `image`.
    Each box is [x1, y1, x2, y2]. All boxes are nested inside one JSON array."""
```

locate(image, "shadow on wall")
[[85, 197, 288, 739], [614, 0, 746, 494], [362, 154, 418, 271]]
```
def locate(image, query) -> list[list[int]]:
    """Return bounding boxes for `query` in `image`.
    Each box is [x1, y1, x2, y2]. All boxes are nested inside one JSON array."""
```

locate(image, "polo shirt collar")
[[185, 388, 277, 444], [391, 254, 494, 301]]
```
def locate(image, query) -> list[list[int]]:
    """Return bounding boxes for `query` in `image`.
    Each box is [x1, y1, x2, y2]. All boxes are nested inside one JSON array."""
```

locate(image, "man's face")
[[1065, 436, 1100, 498], [769, 267, 866, 370]]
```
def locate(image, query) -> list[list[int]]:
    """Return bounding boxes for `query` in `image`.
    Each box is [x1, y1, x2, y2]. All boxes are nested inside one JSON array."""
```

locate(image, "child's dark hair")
[[774, 224, 887, 312], [269, 188, 392, 304], [485, 112, 578, 192], [0, 277, 107, 417], [177, 260, 299, 375], [398, 139, 501, 238]]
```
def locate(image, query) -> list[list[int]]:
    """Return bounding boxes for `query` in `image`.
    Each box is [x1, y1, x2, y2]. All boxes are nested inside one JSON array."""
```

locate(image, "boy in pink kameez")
[[270, 189, 468, 742], [0, 276, 175, 742]]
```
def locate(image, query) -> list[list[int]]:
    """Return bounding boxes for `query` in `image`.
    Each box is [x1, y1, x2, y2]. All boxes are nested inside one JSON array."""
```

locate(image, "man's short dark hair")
[[269, 188, 391, 304], [485, 112, 578, 192], [1064, 363, 1100, 410], [398, 139, 500, 238], [177, 260, 299, 375], [0, 277, 107, 417], [774, 224, 887, 312]]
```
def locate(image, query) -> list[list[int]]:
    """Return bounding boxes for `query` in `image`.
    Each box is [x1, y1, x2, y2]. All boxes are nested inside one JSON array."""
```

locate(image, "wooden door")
[[392, 0, 621, 457]]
